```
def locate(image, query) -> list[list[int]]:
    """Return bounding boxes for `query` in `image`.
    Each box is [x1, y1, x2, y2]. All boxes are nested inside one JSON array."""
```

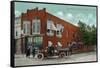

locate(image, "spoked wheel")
[[59, 52, 66, 58], [37, 53, 44, 60]]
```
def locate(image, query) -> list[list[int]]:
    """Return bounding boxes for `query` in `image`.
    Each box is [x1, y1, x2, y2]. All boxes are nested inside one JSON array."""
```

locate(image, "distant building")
[[15, 17, 21, 54]]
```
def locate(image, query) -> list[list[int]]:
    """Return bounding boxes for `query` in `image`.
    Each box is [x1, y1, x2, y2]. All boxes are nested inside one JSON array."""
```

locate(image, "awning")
[[51, 23, 57, 31], [48, 41, 52, 46], [47, 20, 57, 31], [56, 24, 64, 32], [57, 42, 62, 47]]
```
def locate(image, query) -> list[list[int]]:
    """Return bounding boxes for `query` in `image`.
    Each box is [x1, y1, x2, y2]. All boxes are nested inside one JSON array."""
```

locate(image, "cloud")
[[66, 13, 73, 20], [57, 11, 64, 17], [77, 13, 95, 24], [88, 14, 93, 18], [55, 11, 65, 20], [15, 10, 21, 17], [56, 12, 75, 23], [55, 12, 96, 26]]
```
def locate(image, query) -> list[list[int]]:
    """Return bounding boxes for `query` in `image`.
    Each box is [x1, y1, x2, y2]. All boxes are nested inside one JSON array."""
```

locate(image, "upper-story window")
[[46, 19, 57, 36], [66, 30, 69, 37], [73, 33, 76, 38], [56, 24, 63, 38], [23, 20, 30, 35], [32, 17, 40, 34]]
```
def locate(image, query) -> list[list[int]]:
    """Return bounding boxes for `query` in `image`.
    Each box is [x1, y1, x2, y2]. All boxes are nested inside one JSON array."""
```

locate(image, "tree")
[[78, 21, 89, 45], [78, 21, 97, 46], [91, 25, 97, 45]]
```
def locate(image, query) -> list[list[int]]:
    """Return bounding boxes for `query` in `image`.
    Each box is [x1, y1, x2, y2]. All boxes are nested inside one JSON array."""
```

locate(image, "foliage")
[[78, 21, 97, 45]]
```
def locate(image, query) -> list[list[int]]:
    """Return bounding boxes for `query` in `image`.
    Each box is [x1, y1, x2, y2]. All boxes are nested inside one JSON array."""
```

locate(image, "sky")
[[15, 2, 97, 26]]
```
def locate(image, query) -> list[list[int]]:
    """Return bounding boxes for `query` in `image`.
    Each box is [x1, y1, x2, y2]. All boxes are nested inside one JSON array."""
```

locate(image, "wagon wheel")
[[59, 52, 66, 58], [37, 53, 44, 60]]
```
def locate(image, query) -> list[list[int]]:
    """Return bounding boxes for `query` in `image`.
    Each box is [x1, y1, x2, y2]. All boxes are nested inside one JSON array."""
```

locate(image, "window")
[[32, 18, 40, 34], [28, 37, 32, 43], [23, 21, 30, 35], [47, 20, 52, 30], [46, 19, 56, 36], [56, 24, 63, 38], [66, 30, 69, 37], [33, 36, 43, 45], [73, 33, 75, 38]]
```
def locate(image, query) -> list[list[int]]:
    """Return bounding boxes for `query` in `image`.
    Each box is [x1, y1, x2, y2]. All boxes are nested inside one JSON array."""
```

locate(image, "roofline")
[[46, 12, 79, 28], [17, 7, 79, 28]]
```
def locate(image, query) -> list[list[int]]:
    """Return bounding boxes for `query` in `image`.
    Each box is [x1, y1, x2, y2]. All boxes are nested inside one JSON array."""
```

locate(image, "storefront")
[[22, 35, 43, 54]]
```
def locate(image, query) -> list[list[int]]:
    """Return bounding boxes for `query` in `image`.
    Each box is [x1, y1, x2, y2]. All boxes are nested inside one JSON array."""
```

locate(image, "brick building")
[[15, 7, 93, 54]]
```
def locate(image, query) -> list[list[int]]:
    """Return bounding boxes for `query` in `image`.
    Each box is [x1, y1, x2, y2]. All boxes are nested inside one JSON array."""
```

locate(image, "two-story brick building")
[[15, 7, 93, 54]]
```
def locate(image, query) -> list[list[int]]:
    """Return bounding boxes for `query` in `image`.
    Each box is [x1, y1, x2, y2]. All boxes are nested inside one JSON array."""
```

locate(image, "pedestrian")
[[26, 43, 31, 58], [26, 45, 31, 57], [68, 42, 72, 55], [51, 45, 54, 55], [32, 46, 36, 58], [47, 45, 52, 56]]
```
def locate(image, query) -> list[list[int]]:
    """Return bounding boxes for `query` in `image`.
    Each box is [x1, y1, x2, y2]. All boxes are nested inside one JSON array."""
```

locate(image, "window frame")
[[32, 18, 40, 34], [46, 19, 54, 36], [23, 20, 30, 35]]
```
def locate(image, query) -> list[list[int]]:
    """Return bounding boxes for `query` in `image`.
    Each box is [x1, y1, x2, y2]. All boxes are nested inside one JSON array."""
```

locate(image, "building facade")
[[15, 8, 93, 54], [15, 17, 21, 54]]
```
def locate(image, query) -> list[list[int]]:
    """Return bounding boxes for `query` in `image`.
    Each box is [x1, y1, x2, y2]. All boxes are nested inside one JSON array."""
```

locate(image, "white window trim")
[[32, 19, 40, 34], [56, 24, 63, 38], [47, 20, 57, 31], [47, 20, 55, 36], [23, 21, 30, 35]]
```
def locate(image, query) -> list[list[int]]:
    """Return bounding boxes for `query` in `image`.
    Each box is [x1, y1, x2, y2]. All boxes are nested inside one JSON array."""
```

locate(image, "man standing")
[[26, 43, 31, 58], [32, 46, 36, 58], [68, 42, 72, 55]]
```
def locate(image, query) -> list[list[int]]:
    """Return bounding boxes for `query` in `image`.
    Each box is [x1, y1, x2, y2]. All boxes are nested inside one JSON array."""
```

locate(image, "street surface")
[[15, 51, 97, 66]]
